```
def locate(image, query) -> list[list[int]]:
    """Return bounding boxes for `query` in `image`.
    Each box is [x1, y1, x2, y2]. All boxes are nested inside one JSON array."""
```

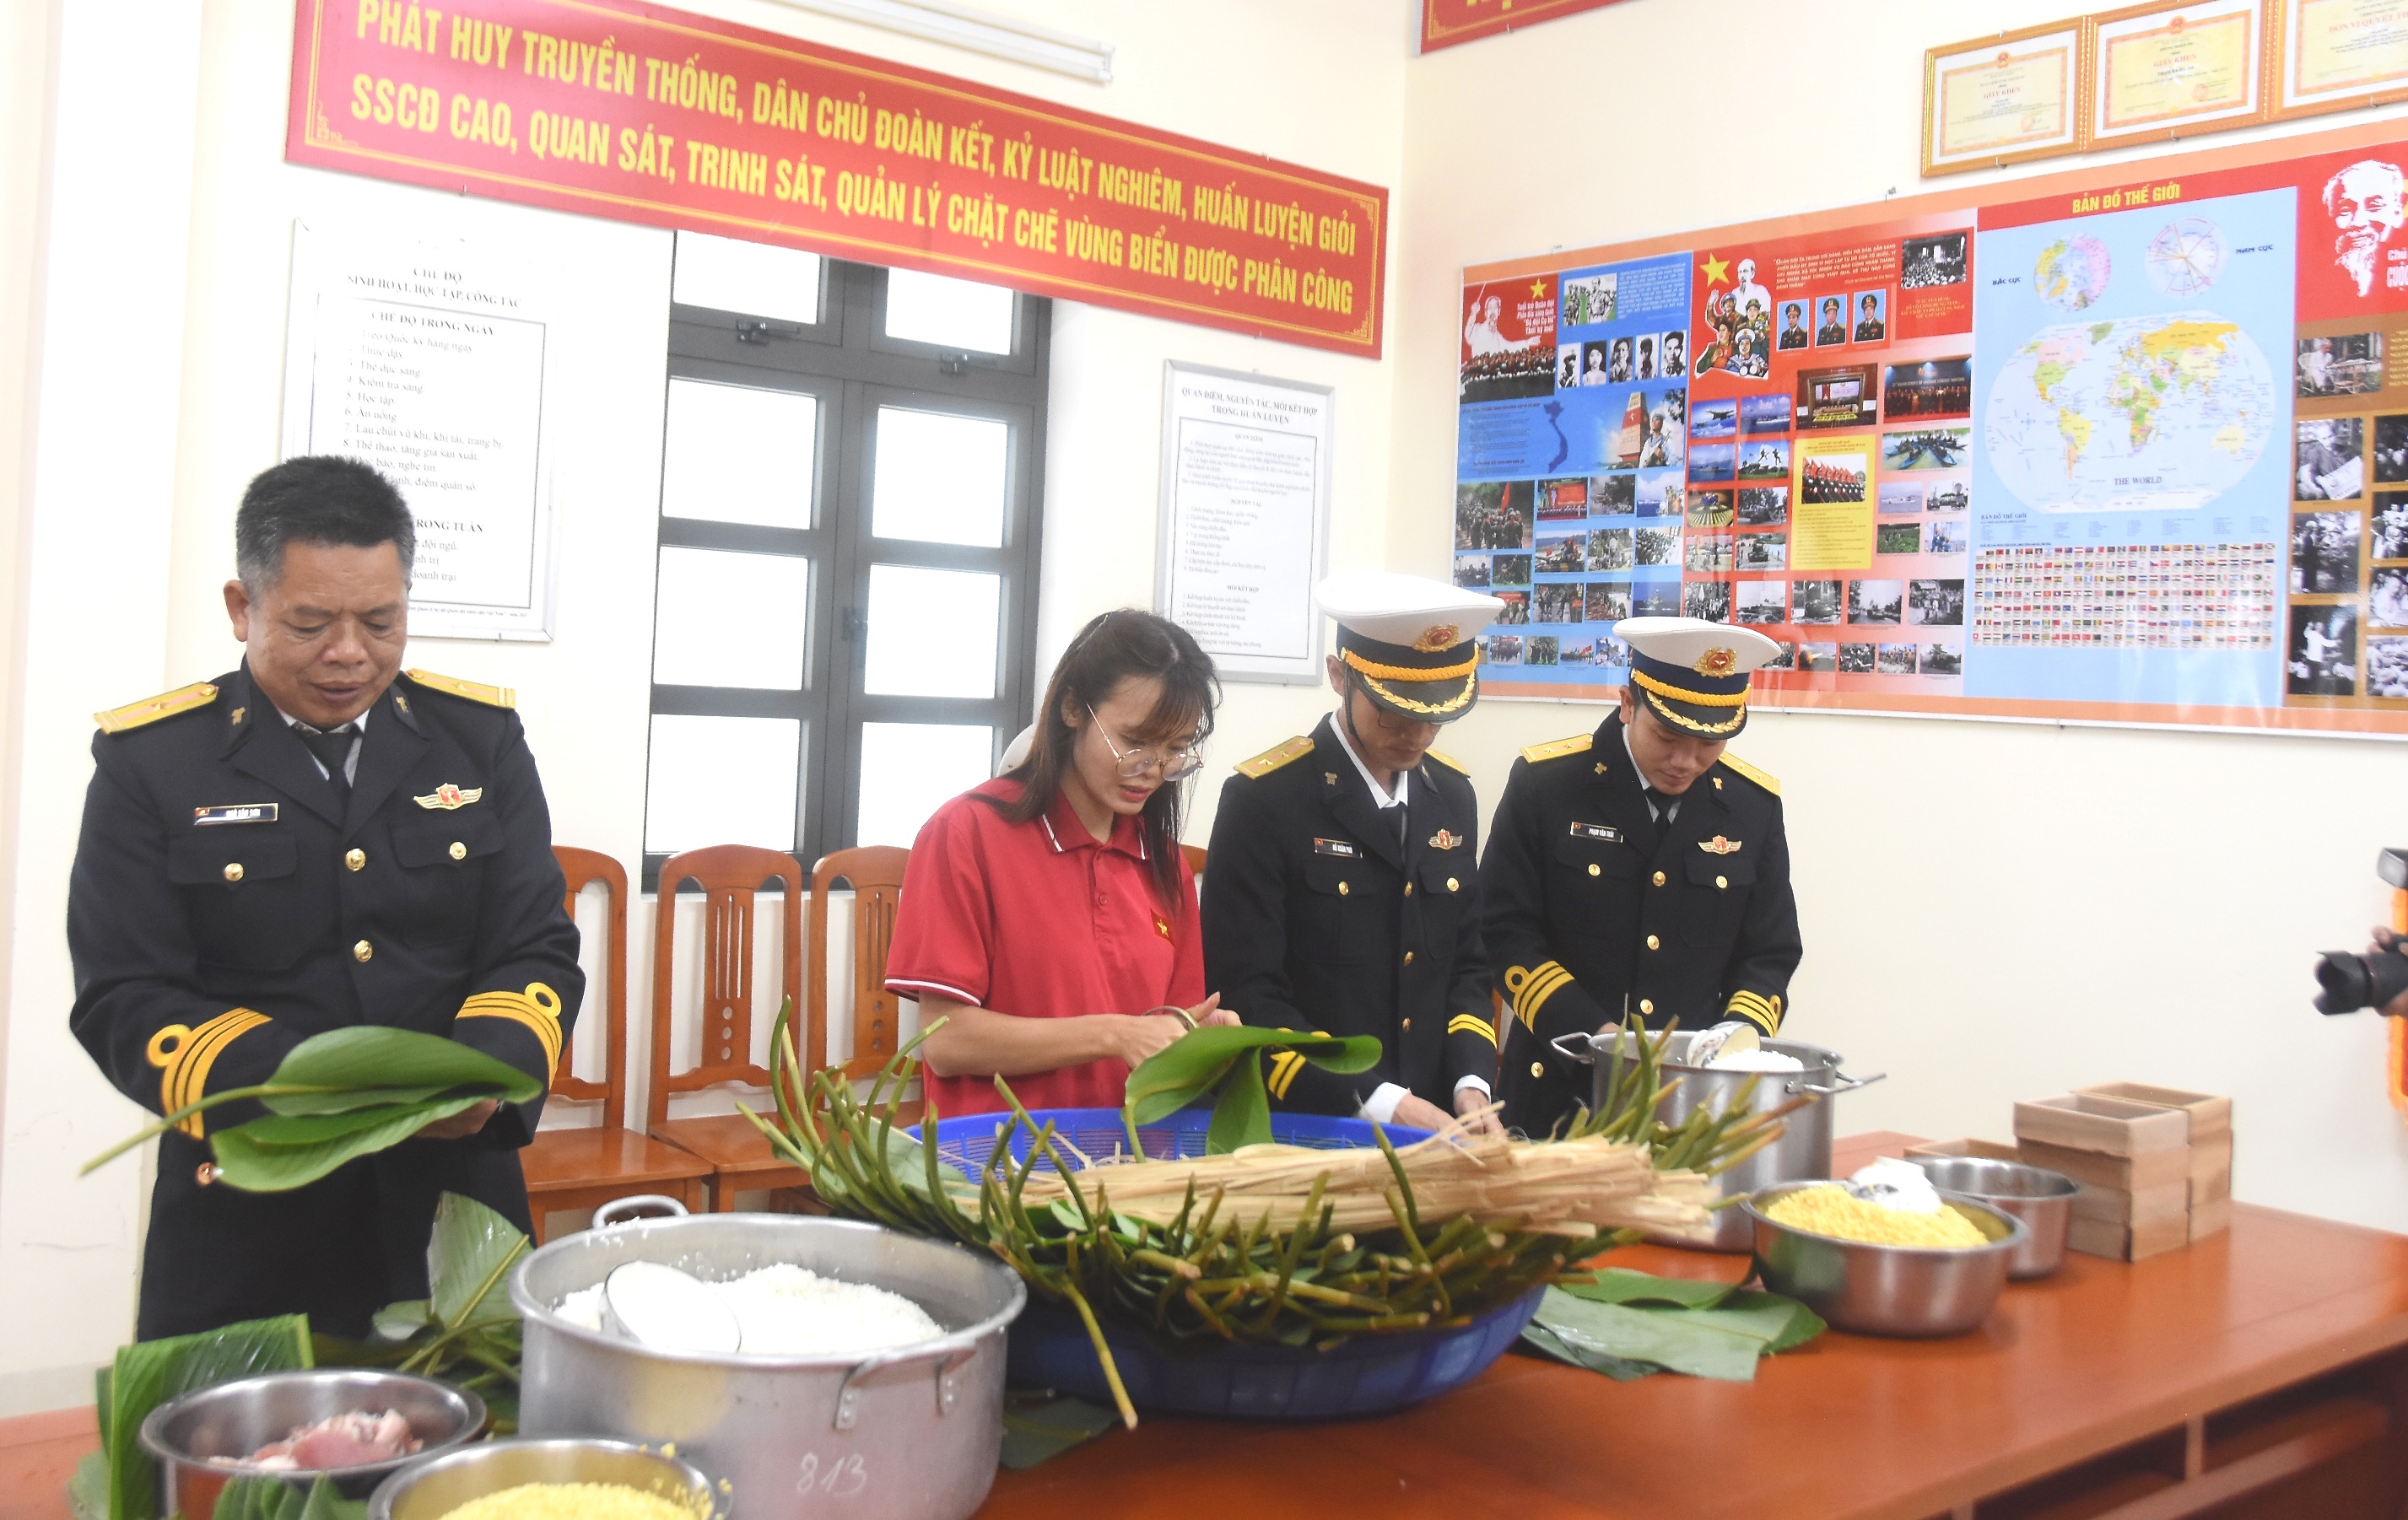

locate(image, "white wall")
[[1389, 0, 2408, 1230]]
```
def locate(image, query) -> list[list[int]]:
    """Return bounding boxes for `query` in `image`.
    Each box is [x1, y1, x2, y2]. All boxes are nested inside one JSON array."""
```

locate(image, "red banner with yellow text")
[[1420, 0, 1633, 54], [289, 0, 1387, 356]]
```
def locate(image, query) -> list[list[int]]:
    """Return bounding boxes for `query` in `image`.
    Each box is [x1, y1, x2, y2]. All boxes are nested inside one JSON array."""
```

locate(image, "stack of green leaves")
[[83, 1028, 543, 1192], [316, 1194, 530, 1432], [1120, 1023, 1381, 1153], [1519, 1268, 1825, 1383], [86, 1313, 312, 1520]]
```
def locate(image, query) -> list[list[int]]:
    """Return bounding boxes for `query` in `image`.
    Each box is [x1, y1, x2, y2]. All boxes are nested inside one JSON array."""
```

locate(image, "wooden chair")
[[520, 848, 712, 1242], [765, 844, 915, 1216], [1180, 842, 1207, 884], [647, 845, 810, 1209], [803, 846, 913, 1084]]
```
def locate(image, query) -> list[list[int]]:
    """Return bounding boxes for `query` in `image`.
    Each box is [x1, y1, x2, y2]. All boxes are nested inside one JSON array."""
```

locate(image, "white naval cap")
[[1316, 570, 1505, 724], [1612, 616, 1782, 738]]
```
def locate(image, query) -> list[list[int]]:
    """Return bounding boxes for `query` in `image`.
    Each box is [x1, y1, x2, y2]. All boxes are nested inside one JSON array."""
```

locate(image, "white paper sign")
[[281, 223, 555, 640], [1156, 363, 1333, 683]]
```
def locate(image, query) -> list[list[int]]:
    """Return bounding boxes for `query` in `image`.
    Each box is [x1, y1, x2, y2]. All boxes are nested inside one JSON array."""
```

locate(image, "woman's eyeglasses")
[[1086, 706, 1202, 780]]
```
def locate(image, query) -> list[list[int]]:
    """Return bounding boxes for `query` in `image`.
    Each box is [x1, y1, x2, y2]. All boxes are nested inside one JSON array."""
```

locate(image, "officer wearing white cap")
[[1202, 572, 1505, 1134], [1480, 615, 1802, 1135]]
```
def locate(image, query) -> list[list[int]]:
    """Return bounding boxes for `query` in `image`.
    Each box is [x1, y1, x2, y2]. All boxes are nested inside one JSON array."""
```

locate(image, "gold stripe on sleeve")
[[146, 1009, 270, 1139], [1447, 1013, 1498, 1047], [1266, 1050, 1305, 1101]]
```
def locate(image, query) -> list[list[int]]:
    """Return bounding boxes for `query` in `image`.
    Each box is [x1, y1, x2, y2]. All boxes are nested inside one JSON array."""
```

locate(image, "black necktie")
[[294, 723, 359, 804], [1642, 787, 1676, 850]]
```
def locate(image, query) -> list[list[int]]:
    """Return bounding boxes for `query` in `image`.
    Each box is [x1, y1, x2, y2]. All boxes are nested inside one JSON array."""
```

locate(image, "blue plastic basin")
[[918, 1107, 1542, 1419]]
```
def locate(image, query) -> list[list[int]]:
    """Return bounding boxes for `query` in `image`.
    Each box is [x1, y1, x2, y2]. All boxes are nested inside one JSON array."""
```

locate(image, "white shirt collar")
[[274, 705, 370, 734], [274, 702, 368, 782], [1331, 711, 1407, 809], [1621, 720, 1680, 821]]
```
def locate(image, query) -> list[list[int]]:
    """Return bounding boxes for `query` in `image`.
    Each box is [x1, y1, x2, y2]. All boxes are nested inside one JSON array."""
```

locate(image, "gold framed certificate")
[[2089, 0, 2268, 147], [2270, 0, 2408, 118], [1923, 21, 2088, 176]]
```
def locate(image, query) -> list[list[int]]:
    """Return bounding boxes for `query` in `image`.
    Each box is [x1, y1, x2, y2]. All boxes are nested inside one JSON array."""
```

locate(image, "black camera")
[[2314, 848, 2408, 1016]]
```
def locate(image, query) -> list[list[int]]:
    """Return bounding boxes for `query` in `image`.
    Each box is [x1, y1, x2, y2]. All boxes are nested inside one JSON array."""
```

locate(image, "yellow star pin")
[[1529, 278, 1548, 299], [1700, 252, 1730, 287]]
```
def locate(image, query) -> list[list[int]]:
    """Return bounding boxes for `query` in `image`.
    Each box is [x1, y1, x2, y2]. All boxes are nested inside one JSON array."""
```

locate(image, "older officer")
[[1203, 572, 1504, 1134], [69, 455, 583, 1339], [1482, 617, 1800, 1136]]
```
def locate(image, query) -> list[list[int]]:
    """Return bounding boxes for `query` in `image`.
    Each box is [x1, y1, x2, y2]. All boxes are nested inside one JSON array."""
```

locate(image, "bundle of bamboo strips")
[[1025, 1123, 1710, 1237]]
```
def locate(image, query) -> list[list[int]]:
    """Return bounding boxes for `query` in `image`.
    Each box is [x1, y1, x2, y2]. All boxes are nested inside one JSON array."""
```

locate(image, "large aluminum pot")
[[138, 1369, 483, 1516], [511, 1209, 1026, 1520], [1552, 1028, 1883, 1251]]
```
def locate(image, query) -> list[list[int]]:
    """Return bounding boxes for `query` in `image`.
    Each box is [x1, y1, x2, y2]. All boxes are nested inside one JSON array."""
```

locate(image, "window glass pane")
[[661, 379, 815, 529], [652, 547, 808, 689], [644, 714, 800, 854], [856, 723, 994, 848], [871, 407, 1008, 547], [884, 268, 1014, 354], [863, 565, 1000, 698], [672, 230, 821, 324]]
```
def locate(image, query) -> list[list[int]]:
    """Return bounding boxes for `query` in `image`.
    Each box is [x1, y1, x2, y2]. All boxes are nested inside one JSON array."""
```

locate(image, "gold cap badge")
[[1414, 623, 1461, 653], [413, 784, 484, 811], [1693, 646, 1740, 677]]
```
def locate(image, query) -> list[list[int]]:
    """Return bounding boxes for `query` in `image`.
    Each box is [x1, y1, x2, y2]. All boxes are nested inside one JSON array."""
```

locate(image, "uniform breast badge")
[[1427, 827, 1462, 850], [413, 784, 485, 810], [1698, 835, 1742, 854]]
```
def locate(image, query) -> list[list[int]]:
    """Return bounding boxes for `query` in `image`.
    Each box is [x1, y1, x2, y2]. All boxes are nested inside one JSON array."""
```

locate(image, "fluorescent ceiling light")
[[764, 0, 1115, 81]]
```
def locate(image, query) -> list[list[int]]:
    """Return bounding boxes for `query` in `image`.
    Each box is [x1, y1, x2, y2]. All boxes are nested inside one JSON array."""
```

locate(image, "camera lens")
[[2315, 949, 2408, 1015]]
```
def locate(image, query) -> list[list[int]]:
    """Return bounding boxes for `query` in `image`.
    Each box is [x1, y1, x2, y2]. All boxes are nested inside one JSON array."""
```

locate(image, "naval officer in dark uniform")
[[68, 455, 583, 1339], [1202, 573, 1504, 1134], [1482, 617, 1800, 1136]]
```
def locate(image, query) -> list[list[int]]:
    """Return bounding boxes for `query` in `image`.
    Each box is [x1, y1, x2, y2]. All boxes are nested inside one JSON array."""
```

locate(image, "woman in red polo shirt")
[[887, 610, 1236, 1115]]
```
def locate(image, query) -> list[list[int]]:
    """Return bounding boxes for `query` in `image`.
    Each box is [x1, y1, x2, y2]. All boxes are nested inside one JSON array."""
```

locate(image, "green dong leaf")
[[1203, 1049, 1271, 1154], [427, 1193, 530, 1333], [105, 1315, 311, 1520], [263, 1027, 542, 1113], [208, 1097, 486, 1192], [1123, 1024, 1381, 1126]]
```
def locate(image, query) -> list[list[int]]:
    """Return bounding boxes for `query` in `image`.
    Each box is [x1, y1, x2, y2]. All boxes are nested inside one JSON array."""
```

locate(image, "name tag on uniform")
[[194, 804, 279, 827], [1568, 821, 1622, 844], [1312, 838, 1360, 858]]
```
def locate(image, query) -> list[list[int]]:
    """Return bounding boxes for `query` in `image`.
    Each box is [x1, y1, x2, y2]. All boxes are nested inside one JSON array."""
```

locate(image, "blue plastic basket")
[[916, 1107, 1543, 1420]]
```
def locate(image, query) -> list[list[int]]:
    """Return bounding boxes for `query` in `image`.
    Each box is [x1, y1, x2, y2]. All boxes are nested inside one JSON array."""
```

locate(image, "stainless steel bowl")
[[1909, 1156, 2077, 1280], [1744, 1181, 2026, 1337], [138, 1369, 484, 1516], [369, 1438, 717, 1519]]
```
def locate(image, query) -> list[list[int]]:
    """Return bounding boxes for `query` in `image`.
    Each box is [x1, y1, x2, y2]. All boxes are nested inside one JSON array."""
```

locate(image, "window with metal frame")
[[643, 233, 1049, 887]]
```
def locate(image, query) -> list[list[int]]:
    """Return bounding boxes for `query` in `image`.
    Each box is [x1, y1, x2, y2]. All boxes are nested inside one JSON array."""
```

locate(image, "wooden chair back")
[[551, 847, 627, 1126], [1180, 842, 1207, 881], [648, 844, 806, 1129], [804, 846, 910, 1080]]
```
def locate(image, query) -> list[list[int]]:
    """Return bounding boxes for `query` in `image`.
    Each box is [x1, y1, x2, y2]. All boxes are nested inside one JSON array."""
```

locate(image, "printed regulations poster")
[[281, 223, 556, 641], [1455, 118, 2408, 736]]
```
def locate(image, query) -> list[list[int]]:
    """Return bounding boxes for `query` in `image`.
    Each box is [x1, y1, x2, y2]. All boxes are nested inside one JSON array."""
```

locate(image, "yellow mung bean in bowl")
[[1763, 1184, 1989, 1248], [440, 1480, 709, 1520]]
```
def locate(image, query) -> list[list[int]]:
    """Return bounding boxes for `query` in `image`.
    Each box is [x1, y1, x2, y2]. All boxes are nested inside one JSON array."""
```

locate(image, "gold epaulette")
[[1716, 752, 1780, 795], [95, 681, 219, 735], [1519, 733, 1593, 765], [406, 669, 516, 709], [1423, 748, 1469, 774], [1234, 736, 1314, 779]]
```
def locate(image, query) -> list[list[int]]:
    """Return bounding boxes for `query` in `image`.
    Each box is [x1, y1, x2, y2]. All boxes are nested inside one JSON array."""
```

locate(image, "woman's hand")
[[1109, 994, 1228, 1068]]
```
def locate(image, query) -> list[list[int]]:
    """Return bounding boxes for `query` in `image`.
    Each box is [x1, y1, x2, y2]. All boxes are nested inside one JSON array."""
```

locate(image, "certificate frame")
[[2268, 0, 2408, 120], [1153, 361, 1335, 686], [2087, 0, 2270, 148], [1922, 20, 2091, 177]]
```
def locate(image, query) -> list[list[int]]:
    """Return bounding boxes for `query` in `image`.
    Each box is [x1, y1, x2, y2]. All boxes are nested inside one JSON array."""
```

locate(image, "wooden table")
[[979, 1133, 2408, 1520]]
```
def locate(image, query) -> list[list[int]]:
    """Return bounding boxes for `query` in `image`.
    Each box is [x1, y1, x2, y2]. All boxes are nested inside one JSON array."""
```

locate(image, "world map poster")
[[1455, 121, 2408, 736]]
